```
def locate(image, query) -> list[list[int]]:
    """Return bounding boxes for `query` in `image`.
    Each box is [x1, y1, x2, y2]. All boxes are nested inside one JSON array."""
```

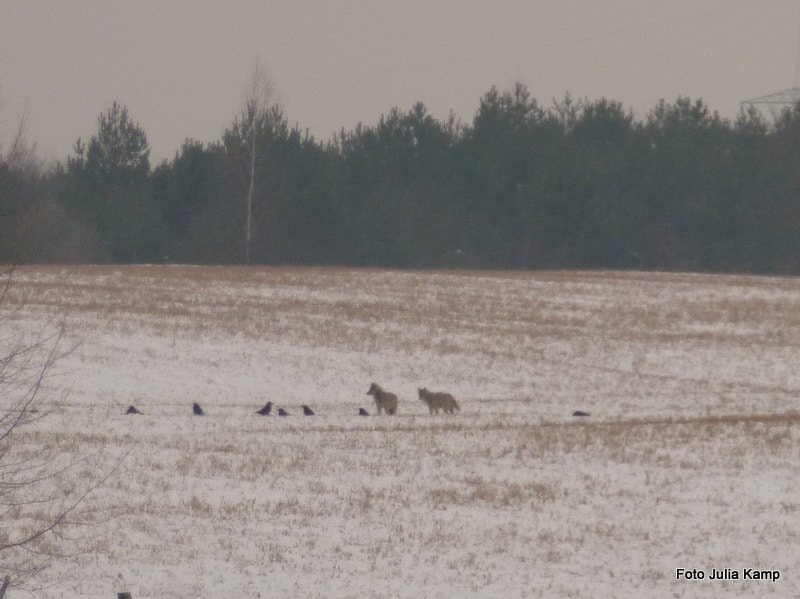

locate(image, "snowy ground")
[[2, 266, 799, 598]]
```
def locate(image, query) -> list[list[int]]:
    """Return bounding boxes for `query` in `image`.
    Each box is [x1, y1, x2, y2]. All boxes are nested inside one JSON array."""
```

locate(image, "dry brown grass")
[[8, 265, 799, 339], [428, 476, 559, 508], [8, 266, 800, 401]]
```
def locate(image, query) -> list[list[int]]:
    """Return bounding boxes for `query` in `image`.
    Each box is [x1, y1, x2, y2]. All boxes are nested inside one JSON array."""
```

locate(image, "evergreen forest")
[[3, 84, 800, 273]]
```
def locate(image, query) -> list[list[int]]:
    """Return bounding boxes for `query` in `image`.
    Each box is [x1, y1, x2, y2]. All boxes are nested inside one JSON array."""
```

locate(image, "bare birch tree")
[[241, 59, 274, 264]]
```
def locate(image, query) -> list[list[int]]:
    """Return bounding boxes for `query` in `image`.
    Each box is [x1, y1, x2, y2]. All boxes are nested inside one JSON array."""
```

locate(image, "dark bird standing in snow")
[[277, 408, 289, 416], [358, 407, 369, 416], [302, 405, 315, 416], [193, 402, 205, 416], [256, 402, 273, 416]]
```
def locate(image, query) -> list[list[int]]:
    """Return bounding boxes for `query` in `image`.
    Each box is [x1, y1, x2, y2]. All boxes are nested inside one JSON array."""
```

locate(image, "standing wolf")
[[366, 383, 398, 415], [418, 387, 460, 415]]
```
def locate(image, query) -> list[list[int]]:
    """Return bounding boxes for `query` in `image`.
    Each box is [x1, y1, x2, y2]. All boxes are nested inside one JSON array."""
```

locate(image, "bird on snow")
[[256, 402, 273, 416], [277, 408, 289, 416], [125, 405, 143, 415], [302, 405, 315, 416], [358, 407, 369, 416], [193, 402, 205, 416]]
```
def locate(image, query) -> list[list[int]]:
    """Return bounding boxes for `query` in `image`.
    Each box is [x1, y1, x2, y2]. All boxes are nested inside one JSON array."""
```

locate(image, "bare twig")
[[0, 269, 118, 592]]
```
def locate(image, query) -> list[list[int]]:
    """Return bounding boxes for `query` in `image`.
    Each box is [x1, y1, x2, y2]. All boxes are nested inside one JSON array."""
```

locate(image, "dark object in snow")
[[358, 407, 369, 416], [125, 405, 142, 415], [572, 410, 590, 417], [302, 405, 315, 416], [193, 402, 205, 416], [277, 408, 289, 416], [256, 402, 273, 416]]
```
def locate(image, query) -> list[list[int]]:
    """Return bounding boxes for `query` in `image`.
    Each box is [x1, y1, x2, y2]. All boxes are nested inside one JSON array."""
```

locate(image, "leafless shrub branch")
[[0, 269, 120, 592]]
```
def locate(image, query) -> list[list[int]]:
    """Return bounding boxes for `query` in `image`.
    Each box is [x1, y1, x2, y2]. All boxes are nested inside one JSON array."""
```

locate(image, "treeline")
[[3, 83, 800, 273]]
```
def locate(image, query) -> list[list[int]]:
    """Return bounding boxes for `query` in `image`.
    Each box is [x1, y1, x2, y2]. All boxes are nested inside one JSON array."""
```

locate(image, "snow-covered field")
[[3, 265, 799, 598]]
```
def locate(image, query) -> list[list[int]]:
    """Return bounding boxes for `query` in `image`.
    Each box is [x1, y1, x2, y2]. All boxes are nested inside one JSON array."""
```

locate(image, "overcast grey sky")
[[2, 1, 800, 163]]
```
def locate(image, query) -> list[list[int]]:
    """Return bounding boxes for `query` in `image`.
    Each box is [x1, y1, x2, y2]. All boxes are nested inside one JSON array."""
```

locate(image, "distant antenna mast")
[[741, 88, 800, 118], [741, 18, 800, 117]]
